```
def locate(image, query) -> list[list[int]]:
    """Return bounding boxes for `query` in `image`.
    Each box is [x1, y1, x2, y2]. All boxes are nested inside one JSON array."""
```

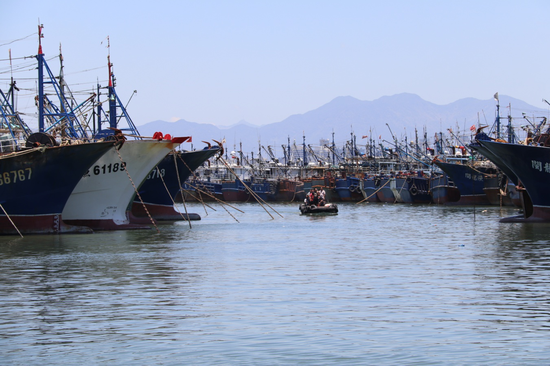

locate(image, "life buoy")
[[152, 131, 163, 140]]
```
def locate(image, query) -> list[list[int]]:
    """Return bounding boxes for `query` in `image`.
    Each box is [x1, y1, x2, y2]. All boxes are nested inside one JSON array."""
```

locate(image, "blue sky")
[[2, 0, 550, 128]]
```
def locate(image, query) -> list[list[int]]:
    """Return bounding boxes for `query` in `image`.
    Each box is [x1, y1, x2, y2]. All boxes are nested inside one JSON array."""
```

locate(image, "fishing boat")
[[29, 31, 191, 230], [432, 159, 491, 205], [334, 175, 363, 202], [249, 177, 278, 202], [375, 176, 396, 203], [469, 141, 521, 207], [299, 203, 338, 214], [131, 144, 221, 221], [274, 178, 305, 202], [62, 137, 187, 230], [392, 176, 412, 203], [360, 176, 381, 202], [222, 178, 250, 202], [477, 139, 550, 222], [406, 174, 432, 204], [430, 173, 461, 204], [0, 137, 116, 234]]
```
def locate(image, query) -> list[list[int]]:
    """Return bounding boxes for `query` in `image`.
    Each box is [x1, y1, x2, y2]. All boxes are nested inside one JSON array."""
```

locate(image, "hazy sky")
[[2, 1, 550, 128]]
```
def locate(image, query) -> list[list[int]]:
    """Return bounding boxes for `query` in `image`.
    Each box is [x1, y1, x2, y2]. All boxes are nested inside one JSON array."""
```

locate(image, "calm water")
[[1, 202, 550, 365]]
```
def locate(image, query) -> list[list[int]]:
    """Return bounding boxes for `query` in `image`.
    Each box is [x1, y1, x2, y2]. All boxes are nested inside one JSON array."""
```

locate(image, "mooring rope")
[[114, 146, 160, 233], [172, 152, 192, 229], [395, 177, 408, 203], [0, 203, 22, 238], [219, 157, 284, 219], [356, 178, 391, 204]]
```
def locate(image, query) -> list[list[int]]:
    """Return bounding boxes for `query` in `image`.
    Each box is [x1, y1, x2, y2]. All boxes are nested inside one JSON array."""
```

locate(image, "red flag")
[[362, 135, 368, 139], [470, 125, 476, 132]]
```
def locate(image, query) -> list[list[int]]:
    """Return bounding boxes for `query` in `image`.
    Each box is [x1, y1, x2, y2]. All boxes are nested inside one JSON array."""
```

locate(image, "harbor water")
[[2, 202, 550, 365]]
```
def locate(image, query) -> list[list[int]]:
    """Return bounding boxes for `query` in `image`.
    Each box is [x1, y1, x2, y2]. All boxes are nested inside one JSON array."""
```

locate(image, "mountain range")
[[137, 93, 547, 153]]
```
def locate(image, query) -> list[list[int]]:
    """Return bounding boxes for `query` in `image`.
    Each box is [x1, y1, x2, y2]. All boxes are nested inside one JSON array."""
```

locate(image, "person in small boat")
[[311, 188, 319, 206], [306, 189, 316, 205], [318, 189, 326, 206]]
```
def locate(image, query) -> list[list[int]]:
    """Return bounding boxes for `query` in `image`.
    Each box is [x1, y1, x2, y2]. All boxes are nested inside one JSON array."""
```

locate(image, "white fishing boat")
[[62, 138, 186, 230]]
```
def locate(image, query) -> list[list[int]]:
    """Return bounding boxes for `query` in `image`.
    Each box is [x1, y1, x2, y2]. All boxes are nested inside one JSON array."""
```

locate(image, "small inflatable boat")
[[299, 203, 338, 214]]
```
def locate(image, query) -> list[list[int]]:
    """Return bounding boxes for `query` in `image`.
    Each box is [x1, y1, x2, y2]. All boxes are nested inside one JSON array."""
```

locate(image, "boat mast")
[[37, 24, 45, 132], [331, 130, 335, 166], [507, 103, 514, 143], [494, 92, 501, 140], [107, 37, 117, 130]]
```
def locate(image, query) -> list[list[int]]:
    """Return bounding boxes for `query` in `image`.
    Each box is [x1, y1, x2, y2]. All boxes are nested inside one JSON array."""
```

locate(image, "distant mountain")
[[217, 120, 258, 129], [137, 93, 547, 153]]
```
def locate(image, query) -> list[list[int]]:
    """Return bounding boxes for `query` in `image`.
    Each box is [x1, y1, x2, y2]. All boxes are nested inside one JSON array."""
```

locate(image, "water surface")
[[1, 203, 549, 365]]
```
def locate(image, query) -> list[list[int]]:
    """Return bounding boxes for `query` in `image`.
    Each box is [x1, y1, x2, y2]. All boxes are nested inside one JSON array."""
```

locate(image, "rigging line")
[[184, 180, 242, 223], [0, 32, 37, 47], [219, 157, 279, 219], [0, 55, 36, 62], [181, 181, 217, 213], [0, 203, 23, 238], [63, 66, 106, 76], [183, 177, 213, 217], [175, 151, 244, 214], [155, 163, 194, 222], [185, 179, 244, 214], [394, 177, 408, 204], [172, 152, 192, 229], [113, 144, 160, 233]]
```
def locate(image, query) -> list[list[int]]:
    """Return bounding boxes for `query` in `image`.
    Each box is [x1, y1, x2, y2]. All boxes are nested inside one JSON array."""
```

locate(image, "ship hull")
[[62, 139, 185, 230], [430, 174, 460, 204], [478, 140, 550, 222], [361, 178, 381, 202], [131, 147, 220, 220], [376, 178, 396, 203], [434, 161, 491, 205], [0, 142, 115, 234]]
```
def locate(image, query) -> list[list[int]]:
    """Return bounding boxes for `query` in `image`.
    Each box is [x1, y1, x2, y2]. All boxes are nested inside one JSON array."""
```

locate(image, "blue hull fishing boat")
[[430, 173, 460, 204], [406, 175, 432, 204], [361, 176, 381, 202], [335, 175, 363, 201], [249, 178, 278, 202], [477, 140, 550, 222], [469, 142, 521, 207], [433, 160, 491, 205], [0, 140, 115, 234], [132, 146, 221, 220]]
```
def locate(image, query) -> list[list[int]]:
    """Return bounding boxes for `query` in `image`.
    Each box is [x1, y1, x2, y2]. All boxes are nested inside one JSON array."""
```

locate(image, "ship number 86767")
[[0, 168, 32, 185]]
